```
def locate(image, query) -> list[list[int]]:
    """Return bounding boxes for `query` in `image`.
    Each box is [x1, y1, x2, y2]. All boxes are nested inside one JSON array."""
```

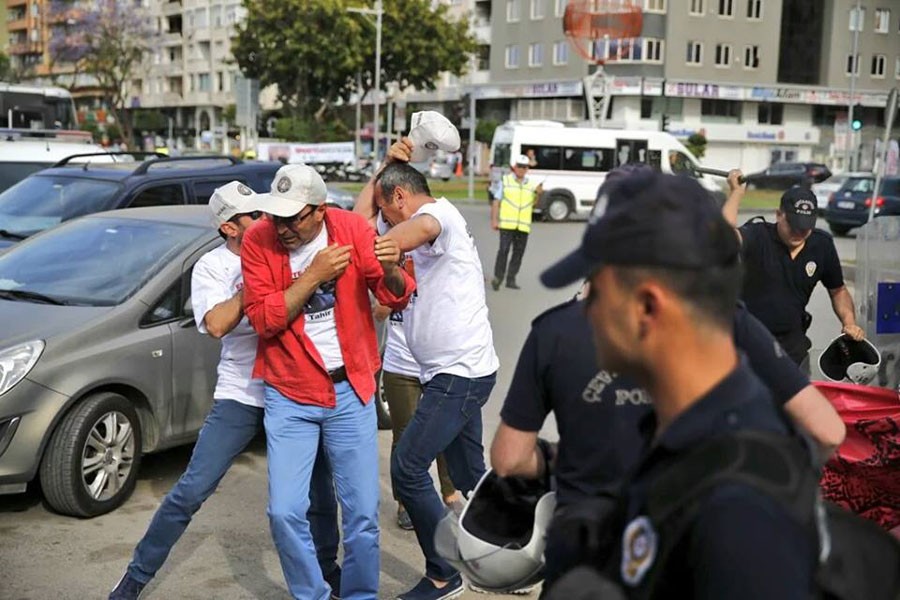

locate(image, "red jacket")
[[241, 209, 415, 407]]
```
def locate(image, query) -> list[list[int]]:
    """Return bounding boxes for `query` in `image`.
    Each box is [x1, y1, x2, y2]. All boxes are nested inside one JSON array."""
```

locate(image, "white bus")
[[0, 82, 78, 130], [490, 121, 725, 221]]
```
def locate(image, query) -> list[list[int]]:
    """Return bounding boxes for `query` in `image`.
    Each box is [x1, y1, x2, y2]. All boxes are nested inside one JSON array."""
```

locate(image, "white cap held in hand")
[[408, 111, 461, 163]]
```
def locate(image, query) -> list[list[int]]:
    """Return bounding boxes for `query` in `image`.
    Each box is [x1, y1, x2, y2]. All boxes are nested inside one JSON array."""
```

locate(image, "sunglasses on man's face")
[[273, 207, 317, 227]]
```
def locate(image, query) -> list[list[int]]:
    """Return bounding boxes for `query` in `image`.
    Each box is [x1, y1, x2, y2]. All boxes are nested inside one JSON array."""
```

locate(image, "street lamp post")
[[845, 0, 862, 171], [348, 0, 383, 162]]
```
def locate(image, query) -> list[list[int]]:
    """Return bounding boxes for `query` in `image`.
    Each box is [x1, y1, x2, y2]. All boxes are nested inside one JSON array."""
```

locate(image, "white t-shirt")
[[376, 213, 421, 379], [191, 244, 265, 408], [289, 225, 344, 370], [403, 198, 499, 383]]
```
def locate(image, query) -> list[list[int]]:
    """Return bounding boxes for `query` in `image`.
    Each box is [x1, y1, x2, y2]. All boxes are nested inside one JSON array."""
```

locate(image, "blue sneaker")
[[397, 575, 465, 600], [109, 572, 145, 600]]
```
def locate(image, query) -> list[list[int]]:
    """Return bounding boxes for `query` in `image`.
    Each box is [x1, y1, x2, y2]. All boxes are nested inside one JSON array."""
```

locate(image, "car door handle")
[[179, 317, 196, 329]]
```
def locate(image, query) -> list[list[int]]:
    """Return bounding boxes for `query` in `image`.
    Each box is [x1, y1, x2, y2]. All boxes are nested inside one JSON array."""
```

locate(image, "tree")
[[686, 133, 708, 160], [233, 0, 477, 123], [0, 52, 12, 81], [475, 119, 499, 144], [47, 0, 154, 142]]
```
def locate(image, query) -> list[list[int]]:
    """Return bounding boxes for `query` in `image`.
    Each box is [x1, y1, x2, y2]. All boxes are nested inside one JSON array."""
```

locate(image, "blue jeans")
[[265, 382, 380, 600], [391, 372, 497, 581], [127, 399, 339, 584]]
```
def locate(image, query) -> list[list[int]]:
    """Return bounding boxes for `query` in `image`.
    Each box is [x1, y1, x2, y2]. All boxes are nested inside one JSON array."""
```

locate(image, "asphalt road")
[[0, 203, 858, 600]]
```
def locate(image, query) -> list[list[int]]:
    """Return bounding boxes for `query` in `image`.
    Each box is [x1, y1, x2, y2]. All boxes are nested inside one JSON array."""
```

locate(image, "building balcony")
[[6, 0, 28, 7], [473, 23, 490, 44], [6, 18, 27, 32], [161, 32, 183, 45], [161, 0, 182, 15], [8, 42, 42, 55]]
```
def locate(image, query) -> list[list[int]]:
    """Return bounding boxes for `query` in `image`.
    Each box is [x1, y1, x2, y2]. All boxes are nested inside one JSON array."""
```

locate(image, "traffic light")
[[851, 118, 863, 131], [661, 114, 670, 132]]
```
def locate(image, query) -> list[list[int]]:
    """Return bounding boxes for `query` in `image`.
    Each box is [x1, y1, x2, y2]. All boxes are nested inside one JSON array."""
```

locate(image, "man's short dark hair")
[[375, 162, 431, 200], [611, 262, 743, 330]]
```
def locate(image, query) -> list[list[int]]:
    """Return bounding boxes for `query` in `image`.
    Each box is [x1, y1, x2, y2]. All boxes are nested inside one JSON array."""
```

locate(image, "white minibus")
[[490, 121, 725, 221]]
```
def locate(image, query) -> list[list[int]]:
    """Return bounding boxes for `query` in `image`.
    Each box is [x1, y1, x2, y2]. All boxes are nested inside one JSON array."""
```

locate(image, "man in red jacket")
[[241, 164, 415, 600]]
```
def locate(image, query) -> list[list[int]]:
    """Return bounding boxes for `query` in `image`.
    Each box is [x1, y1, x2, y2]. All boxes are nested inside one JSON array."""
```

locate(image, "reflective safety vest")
[[498, 173, 539, 233]]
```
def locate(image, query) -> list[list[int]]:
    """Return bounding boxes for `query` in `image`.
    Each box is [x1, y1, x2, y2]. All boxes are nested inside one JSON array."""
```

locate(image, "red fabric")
[[816, 381, 900, 533], [241, 209, 415, 407]]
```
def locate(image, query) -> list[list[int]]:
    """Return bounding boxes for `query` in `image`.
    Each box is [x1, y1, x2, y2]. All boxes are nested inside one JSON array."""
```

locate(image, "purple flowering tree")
[[47, 0, 154, 141]]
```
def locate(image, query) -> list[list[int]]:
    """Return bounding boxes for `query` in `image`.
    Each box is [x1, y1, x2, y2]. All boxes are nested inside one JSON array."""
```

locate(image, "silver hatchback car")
[[0, 206, 223, 517]]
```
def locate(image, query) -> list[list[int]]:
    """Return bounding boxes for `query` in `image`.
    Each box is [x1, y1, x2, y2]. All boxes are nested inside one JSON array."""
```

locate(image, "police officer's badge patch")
[[805, 261, 817, 277], [621, 516, 657, 586], [237, 183, 253, 196], [276, 176, 292, 193]]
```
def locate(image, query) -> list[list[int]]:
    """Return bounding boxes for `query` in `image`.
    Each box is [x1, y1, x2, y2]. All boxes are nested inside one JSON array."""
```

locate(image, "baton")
[[694, 166, 747, 185]]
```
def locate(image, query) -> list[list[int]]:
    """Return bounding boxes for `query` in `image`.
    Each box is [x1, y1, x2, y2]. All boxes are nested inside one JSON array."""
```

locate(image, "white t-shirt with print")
[[403, 198, 499, 383], [288, 225, 343, 370], [191, 244, 265, 408]]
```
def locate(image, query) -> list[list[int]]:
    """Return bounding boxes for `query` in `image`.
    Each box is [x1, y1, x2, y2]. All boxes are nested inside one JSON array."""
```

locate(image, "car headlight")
[[0, 341, 45, 396]]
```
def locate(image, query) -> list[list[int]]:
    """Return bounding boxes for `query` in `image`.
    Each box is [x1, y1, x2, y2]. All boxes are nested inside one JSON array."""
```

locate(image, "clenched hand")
[[374, 236, 401, 272], [308, 244, 352, 284]]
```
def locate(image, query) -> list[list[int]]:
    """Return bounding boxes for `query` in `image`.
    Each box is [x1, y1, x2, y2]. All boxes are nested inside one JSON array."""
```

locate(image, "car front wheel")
[[39, 392, 142, 517]]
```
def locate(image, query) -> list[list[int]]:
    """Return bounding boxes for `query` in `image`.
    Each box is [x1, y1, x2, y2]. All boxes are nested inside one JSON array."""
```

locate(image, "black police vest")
[[544, 431, 900, 600]]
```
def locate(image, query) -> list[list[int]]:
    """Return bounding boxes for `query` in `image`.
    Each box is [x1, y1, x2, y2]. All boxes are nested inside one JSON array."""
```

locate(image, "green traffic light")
[[851, 119, 863, 131]]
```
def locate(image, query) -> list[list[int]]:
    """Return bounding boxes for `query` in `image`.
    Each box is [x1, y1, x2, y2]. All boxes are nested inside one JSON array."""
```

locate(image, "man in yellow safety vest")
[[490, 154, 543, 290]]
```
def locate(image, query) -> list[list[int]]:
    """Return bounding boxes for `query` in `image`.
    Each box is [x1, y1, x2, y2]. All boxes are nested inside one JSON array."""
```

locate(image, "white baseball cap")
[[511, 154, 531, 167], [408, 111, 461, 163], [209, 181, 264, 225], [262, 164, 328, 217]]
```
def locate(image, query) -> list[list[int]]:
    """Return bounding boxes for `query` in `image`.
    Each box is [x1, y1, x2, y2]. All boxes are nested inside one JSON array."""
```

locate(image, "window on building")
[[758, 103, 783, 125], [555, 0, 565, 17], [689, 0, 704, 15], [872, 54, 886, 77], [686, 41, 703, 65], [715, 43, 732, 67], [553, 41, 569, 65], [846, 53, 859, 75], [476, 45, 490, 70], [29, 28, 38, 42], [813, 104, 841, 126], [849, 6, 865, 31], [747, 0, 761, 19], [743, 45, 760, 69], [644, 0, 665, 12], [531, 0, 544, 19], [505, 45, 520, 68], [701, 99, 741, 118], [641, 98, 654, 119], [217, 72, 224, 91], [644, 38, 664, 62], [896, 57, 900, 79], [507, 0, 520, 22], [717, 0, 733, 17], [616, 38, 641, 61], [875, 9, 890, 33], [529, 43, 543, 67], [198, 73, 211, 92], [30, 1, 38, 17]]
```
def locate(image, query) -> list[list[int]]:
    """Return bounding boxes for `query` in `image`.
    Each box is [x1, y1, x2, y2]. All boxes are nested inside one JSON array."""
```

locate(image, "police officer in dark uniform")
[[490, 170, 842, 594], [722, 171, 865, 370], [538, 171, 817, 598]]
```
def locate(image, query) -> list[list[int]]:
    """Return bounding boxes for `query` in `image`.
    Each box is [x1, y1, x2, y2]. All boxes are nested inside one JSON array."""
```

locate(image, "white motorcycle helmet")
[[819, 334, 881, 386], [434, 469, 557, 593]]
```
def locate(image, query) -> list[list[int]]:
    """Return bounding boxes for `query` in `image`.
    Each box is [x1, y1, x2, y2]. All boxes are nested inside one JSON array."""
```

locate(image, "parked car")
[[745, 162, 832, 190], [811, 171, 872, 212], [0, 207, 223, 516], [824, 175, 900, 236], [0, 139, 115, 193], [0, 154, 352, 249]]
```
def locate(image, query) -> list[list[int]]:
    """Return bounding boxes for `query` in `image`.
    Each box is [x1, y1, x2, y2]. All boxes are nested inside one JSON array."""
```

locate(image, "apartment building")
[[484, 0, 900, 172]]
